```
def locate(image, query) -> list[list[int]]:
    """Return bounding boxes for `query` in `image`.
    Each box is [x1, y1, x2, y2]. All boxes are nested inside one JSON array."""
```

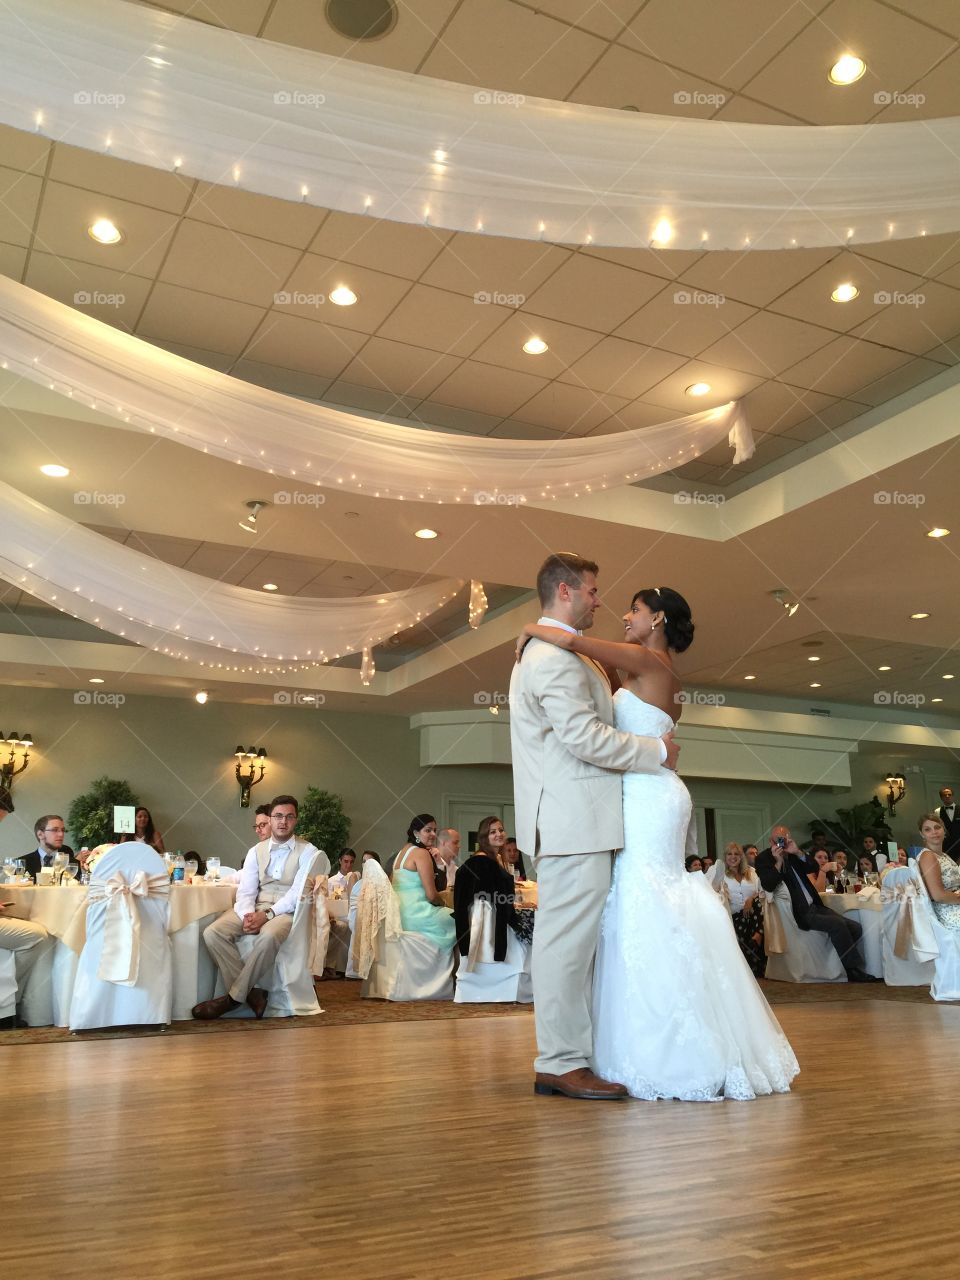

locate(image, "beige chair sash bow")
[[350, 864, 401, 980], [883, 880, 940, 963], [762, 891, 787, 955], [87, 871, 170, 984], [308, 874, 330, 974], [465, 895, 495, 973]]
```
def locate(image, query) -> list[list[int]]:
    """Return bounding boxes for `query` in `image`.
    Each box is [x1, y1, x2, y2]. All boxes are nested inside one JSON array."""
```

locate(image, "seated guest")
[[917, 814, 960, 927], [804, 829, 830, 855], [500, 836, 527, 880], [685, 855, 703, 873], [830, 850, 853, 889], [709, 842, 764, 978], [0, 791, 54, 1027], [454, 816, 533, 957], [361, 851, 381, 866], [743, 844, 759, 869], [329, 849, 358, 894], [861, 835, 879, 865], [388, 813, 437, 878], [858, 852, 878, 879], [193, 795, 325, 1019], [700, 854, 715, 875], [22, 815, 79, 883], [432, 828, 461, 891], [806, 849, 839, 894], [392, 815, 456, 950], [321, 849, 358, 979], [756, 825, 879, 982], [252, 804, 272, 844], [134, 806, 164, 854]]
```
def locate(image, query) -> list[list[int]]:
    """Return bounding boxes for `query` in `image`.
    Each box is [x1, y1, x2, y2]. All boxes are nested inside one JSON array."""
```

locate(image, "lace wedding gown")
[[591, 689, 800, 1101]]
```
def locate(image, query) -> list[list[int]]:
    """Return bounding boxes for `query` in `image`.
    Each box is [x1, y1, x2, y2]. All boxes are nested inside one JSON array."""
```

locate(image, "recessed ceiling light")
[[262, 583, 278, 591], [933, 697, 944, 703], [329, 285, 357, 306], [433, 149, 448, 163], [808, 655, 821, 662], [943, 674, 955, 680], [414, 528, 438, 540], [829, 54, 866, 85], [686, 382, 711, 396], [194, 690, 209, 704], [89, 677, 104, 684], [831, 282, 859, 302], [651, 218, 673, 244], [344, 511, 360, 519], [40, 464, 70, 477], [911, 612, 930, 620], [810, 682, 822, 688], [87, 218, 123, 244], [878, 665, 891, 671], [743, 674, 756, 681], [523, 337, 548, 355], [928, 527, 950, 538]]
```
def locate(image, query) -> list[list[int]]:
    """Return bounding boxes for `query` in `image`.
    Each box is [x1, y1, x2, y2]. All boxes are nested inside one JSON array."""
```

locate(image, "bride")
[[517, 587, 799, 1102]]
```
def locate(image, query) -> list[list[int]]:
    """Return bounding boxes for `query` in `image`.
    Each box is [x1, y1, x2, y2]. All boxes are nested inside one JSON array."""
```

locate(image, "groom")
[[510, 553, 679, 1099]]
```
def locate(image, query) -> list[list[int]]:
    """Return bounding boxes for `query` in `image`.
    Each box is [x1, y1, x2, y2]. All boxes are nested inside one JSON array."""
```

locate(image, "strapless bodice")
[[613, 687, 676, 737]]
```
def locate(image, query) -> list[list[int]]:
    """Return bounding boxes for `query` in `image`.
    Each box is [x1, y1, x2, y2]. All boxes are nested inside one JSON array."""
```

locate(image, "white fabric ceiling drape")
[[0, 276, 755, 503], [0, 479, 465, 673], [0, 0, 958, 249]]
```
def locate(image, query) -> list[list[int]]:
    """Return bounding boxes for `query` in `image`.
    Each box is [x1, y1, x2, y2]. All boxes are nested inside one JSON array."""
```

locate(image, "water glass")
[[185, 858, 199, 880], [2, 858, 15, 883], [13, 858, 26, 882], [206, 857, 221, 882]]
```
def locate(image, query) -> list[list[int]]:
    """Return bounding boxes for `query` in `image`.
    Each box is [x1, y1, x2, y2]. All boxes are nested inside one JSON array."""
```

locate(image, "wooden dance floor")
[[3, 996, 960, 1279]]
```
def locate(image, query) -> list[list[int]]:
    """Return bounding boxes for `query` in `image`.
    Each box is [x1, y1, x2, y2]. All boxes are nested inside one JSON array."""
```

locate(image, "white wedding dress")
[[591, 689, 800, 1101]]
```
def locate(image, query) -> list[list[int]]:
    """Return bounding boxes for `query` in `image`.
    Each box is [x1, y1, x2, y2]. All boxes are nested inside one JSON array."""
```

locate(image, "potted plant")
[[68, 776, 139, 848], [297, 787, 351, 861]]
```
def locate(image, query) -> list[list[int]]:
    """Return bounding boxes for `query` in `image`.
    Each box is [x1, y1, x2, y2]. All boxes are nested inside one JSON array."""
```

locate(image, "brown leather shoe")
[[534, 1068, 629, 1099], [191, 994, 240, 1020], [247, 987, 269, 1019]]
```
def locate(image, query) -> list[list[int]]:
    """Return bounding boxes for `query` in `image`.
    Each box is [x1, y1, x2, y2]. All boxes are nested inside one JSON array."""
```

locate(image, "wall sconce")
[[1, 731, 33, 791], [234, 745, 267, 808], [884, 771, 906, 816]]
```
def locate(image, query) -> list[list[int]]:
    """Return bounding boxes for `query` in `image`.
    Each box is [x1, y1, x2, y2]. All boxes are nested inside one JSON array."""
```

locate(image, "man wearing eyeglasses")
[[1, 788, 55, 1028], [21, 814, 79, 884]]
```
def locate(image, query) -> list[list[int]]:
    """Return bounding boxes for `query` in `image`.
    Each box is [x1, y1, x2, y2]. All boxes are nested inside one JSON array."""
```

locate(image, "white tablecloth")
[[824, 892, 884, 978]]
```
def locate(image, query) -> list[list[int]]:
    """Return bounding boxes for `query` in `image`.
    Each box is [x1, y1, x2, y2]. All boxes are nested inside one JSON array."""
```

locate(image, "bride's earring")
[[651, 618, 659, 632]]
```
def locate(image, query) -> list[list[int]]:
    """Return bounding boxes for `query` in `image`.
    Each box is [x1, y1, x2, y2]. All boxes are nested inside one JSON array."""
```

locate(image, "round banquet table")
[[823, 891, 884, 978]]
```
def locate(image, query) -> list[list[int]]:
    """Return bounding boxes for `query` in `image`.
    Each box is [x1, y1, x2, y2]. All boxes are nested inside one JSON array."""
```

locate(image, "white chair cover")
[[879, 865, 938, 986], [69, 843, 172, 1030], [356, 862, 454, 1002], [454, 895, 532, 1004], [912, 859, 960, 1001], [0, 949, 15, 1020], [225, 849, 328, 1017], [762, 886, 846, 983]]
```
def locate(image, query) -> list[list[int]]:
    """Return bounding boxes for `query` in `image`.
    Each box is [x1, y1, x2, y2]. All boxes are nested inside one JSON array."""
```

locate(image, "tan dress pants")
[[0, 917, 55, 998], [203, 909, 293, 1002], [532, 851, 612, 1075]]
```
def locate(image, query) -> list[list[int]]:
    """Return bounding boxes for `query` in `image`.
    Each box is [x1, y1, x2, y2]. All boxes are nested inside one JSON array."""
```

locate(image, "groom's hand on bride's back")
[[661, 732, 680, 771]]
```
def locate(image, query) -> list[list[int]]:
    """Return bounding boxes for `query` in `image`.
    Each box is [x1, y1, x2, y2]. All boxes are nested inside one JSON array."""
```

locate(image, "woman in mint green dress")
[[392, 813, 456, 950]]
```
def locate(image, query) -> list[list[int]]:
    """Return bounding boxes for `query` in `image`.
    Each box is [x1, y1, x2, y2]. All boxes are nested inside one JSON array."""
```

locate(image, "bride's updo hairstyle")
[[633, 587, 695, 653]]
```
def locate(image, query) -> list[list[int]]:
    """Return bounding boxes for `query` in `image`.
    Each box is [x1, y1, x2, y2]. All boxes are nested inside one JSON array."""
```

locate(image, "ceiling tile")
[[850, 281, 960, 355], [739, 381, 839, 437], [740, 0, 953, 124], [181, 544, 269, 584], [24, 250, 152, 330], [265, 0, 462, 71], [0, 241, 27, 280], [871, 45, 960, 121], [887, 0, 960, 37], [525, 254, 666, 330], [186, 183, 326, 249], [338, 335, 461, 398], [125, 533, 204, 567], [324, 381, 420, 417], [589, 399, 685, 433], [698, 312, 836, 377], [571, 42, 729, 113], [508, 383, 631, 433], [241, 311, 367, 377], [237, 556, 324, 594], [420, 1, 606, 98], [375, 283, 515, 356], [858, 232, 960, 277], [710, 95, 807, 124], [638, 361, 765, 412], [420, 232, 570, 298], [559, 337, 687, 398], [0, 166, 42, 248], [937, 261, 960, 290], [308, 211, 451, 278], [0, 125, 50, 174], [766, 251, 925, 332], [231, 359, 332, 401], [615, 287, 756, 356], [925, 330, 960, 365], [430, 360, 549, 416], [49, 145, 193, 214], [408, 403, 504, 434], [779, 398, 867, 440], [159, 220, 302, 307], [279, 254, 413, 333], [32, 181, 179, 276], [148, 0, 272, 32], [852, 355, 950, 407], [137, 283, 266, 357], [678, 247, 837, 307], [780, 334, 912, 396], [470, 311, 603, 377], [151, 341, 236, 372], [487, 420, 564, 440], [578, 245, 705, 282], [620, 0, 829, 92], [526, 0, 641, 40]]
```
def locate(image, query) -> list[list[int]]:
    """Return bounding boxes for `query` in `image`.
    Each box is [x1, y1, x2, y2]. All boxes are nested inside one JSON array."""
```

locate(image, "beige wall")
[[0, 688, 514, 861]]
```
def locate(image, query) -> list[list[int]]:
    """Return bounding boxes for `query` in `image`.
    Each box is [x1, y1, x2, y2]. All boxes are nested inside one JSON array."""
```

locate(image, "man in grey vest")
[[193, 794, 326, 1019]]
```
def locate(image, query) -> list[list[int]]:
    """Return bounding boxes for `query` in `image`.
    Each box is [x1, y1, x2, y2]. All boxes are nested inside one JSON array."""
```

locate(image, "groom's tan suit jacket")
[[509, 638, 661, 856]]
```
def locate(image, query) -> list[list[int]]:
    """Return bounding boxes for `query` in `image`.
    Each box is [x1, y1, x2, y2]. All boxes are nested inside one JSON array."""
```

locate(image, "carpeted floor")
[[0, 976, 938, 1046]]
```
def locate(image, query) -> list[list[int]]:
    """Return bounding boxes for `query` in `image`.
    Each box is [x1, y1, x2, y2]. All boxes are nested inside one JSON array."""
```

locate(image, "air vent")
[[809, 707, 832, 717], [326, 0, 397, 40]]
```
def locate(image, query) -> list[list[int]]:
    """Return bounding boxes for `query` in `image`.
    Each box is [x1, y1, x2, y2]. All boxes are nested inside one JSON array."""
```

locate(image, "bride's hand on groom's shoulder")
[[661, 731, 680, 772], [515, 622, 571, 661]]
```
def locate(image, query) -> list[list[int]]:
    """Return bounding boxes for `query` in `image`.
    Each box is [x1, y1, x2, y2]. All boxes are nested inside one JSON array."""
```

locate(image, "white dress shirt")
[[721, 871, 760, 913], [328, 870, 353, 893], [234, 838, 319, 920]]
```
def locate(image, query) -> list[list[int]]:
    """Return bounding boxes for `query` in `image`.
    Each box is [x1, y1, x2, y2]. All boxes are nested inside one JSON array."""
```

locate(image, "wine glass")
[[2, 858, 15, 883], [206, 857, 221, 882], [62, 864, 79, 884], [185, 858, 199, 881]]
